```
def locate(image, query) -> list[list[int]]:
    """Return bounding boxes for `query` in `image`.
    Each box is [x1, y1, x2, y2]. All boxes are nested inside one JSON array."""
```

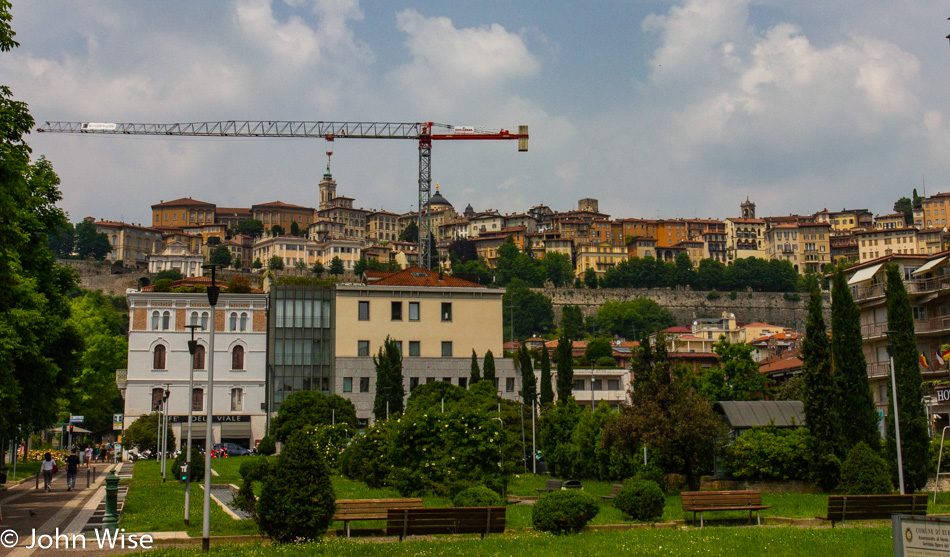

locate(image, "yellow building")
[[920, 192, 950, 229], [253, 201, 316, 235], [576, 242, 627, 277], [151, 197, 217, 229], [854, 227, 921, 263], [89, 218, 165, 266]]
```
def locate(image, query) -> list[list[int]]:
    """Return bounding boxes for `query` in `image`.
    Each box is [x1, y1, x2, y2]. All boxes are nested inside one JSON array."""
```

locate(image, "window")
[[506, 378, 515, 392], [153, 345, 166, 369], [359, 377, 370, 393], [357, 340, 370, 357], [592, 379, 603, 391], [151, 388, 164, 411], [151, 311, 160, 330], [391, 301, 402, 321], [409, 377, 419, 391], [573, 379, 585, 391], [426, 377, 436, 384], [230, 312, 238, 331], [200, 312, 209, 331], [409, 341, 420, 357], [193, 345, 205, 370], [342, 377, 353, 393], [358, 301, 370, 320], [240, 312, 248, 331], [607, 379, 620, 391], [231, 388, 244, 411], [441, 341, 453, 357], [232, 345, 245, 370], [441, 302, 452, 322], [192, 388, 203, 411], [459, 377, 468, 389], [409, 302, 420, 321], [443, 377, 452, 383], [162, 311, 171, 330]]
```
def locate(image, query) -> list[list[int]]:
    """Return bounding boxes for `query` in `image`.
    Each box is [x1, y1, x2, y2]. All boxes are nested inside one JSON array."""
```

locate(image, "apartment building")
[[119, 288, 268, 450], [875, 213, 906, 230], [813, 208, 873, 234], [921, 192, 950, 230], [152, 197, 217, 229], [89, 218, 165, 266], [725, 217, 767, 262], [847, 253, 950, 426], [854, 228, 922, 264], [148, 240, 204, 277], [366, 210, 402, 243], [253, 201, 317, 235], [576, 242, 628, 277]]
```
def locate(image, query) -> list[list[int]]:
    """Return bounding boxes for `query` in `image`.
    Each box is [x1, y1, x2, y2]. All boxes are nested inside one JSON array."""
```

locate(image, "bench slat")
[[385, 507, 507, 539]]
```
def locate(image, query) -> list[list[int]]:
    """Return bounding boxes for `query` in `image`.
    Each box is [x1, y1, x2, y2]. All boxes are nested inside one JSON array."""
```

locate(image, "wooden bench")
[[819, 494, 928, 527], [334, 498, 424, 538], [536, 478, 563, 492], [600, 484, 623, 500], [680, 491, 770, 527], [386, 507, 506, 541]]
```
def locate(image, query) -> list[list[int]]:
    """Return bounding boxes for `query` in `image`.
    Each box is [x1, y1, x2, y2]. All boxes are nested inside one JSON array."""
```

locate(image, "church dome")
[[426, 185, 452, 208]]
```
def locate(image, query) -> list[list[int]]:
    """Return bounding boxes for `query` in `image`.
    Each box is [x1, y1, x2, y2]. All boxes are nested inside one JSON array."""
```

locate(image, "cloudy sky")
[[4, 1, 950, 225]]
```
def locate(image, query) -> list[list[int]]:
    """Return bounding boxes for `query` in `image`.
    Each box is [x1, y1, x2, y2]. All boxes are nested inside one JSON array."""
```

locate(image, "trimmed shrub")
[[453, 485, 503, 508], [724, 426, 809, 481], [595, 356, 617, 367], [172, 449, 204, 483], [613, 479, 665, 522], [234, 457, 275, 514], [662, 473, 687, 494], [255, 429, 336, 543], [531, 490, 599, 535], [256, 435, 276, 456], [837, 442, 893, 495]]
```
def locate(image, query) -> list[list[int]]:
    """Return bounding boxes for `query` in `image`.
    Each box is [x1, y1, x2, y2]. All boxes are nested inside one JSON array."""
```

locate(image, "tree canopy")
[[269, 390, 357, 442]]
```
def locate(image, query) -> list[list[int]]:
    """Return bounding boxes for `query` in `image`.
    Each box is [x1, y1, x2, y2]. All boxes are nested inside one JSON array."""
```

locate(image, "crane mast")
[[38, 120, 528, 270]]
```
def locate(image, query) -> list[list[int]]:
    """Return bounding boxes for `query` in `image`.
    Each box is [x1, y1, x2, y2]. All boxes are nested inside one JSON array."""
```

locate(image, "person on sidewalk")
[[84, 446, 92, 468], [66, 448, 80, 491], [41, 452, 55, 491]]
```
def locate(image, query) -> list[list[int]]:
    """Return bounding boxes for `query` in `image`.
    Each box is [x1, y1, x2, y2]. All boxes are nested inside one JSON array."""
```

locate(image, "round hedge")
[[453, 485, 503, 507], [531, 490, 599, 535], [256, 435, 276, 456], [613, 479, 665, 522], [172, 450, 205, 483], [837, 442, 893, 495]]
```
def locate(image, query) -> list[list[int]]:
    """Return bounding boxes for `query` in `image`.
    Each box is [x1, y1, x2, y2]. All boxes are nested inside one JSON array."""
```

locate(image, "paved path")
[[0, 465, 142, 557]]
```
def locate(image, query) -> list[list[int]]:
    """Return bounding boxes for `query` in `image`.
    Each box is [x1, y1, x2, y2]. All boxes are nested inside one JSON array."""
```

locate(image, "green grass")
[[4, 460, 42, 481], [136, 526, 893, 556], [121, 460, 259, 536]]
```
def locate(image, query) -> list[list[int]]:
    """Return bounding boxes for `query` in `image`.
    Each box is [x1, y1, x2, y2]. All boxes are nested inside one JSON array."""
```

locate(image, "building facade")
[[120, 290, 268, 451]]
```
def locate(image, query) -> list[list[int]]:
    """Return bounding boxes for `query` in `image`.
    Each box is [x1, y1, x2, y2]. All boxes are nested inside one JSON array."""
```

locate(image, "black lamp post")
[[183, 323, 200, 525]]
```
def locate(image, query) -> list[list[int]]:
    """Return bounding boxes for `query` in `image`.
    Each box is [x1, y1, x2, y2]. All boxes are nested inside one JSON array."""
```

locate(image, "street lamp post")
[[183, 323, 200, 526], [201, 264, 223, 552], [161, 385, 170, 481], [886, 334, 905, 495], [440, 385, 446, 414], [330, 399, 336, 426]]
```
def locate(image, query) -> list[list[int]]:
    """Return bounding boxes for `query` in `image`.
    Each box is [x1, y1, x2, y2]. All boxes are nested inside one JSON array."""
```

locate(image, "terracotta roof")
[[743, 322, 782, 329], [727, 218, 766, 224], [759, 353, 803, 374], [152, 197, 215, 208], [90, 219, 162, 233], [663, 326, 692, 334], [252, 200, 315, 210], [216, 207, 251, 216], [365, 266, 485, 288]]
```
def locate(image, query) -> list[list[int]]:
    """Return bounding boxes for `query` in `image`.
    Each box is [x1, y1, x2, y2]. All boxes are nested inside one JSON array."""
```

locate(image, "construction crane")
[[37, 120, 529, 269]]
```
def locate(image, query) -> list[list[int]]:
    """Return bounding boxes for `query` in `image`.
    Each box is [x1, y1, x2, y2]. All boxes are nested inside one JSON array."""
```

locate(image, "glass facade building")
[[267, 285, 335, 412]]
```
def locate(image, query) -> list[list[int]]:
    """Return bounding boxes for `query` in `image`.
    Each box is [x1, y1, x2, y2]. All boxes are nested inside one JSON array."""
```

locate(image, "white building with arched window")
[[118, 288, 267, 451]]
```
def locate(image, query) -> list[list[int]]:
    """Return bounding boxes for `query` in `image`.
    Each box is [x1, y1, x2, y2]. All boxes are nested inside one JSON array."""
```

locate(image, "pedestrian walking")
[[93, 444, 100, 463], [84, 446, 92, 468], [41, 452, 55, 491], [66, 449, 80, 491]]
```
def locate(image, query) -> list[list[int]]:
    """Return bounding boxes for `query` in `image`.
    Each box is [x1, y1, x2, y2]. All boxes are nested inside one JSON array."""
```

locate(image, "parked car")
[[214, 442, 252, 456]]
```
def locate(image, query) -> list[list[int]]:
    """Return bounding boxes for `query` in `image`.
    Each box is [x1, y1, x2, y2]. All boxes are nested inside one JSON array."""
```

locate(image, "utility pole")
[[202, 264, 223, 552], [184, 324, 200, 525]]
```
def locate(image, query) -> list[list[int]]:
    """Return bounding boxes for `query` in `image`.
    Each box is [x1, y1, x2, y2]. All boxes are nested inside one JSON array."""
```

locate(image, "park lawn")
[[121, 460, 259, 537], [136, 525, 893, 557], [4, 460, 42, 481]]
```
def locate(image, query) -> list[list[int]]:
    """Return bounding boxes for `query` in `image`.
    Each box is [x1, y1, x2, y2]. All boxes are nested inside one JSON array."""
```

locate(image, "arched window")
[[240, 312, 248, 332], [190, 312, 200, 327], [193, 345, 206, 370], [192, 388, 203, 411], [229, 312, 237, 331], [232, 346, 245, 370], [231, 388, 244, 411], [201, 311, 209, 331], [153, 345, 166, 369], [151, 311, 160, 330], [151, 388, 164, 411], [162, 311, 171, 330]]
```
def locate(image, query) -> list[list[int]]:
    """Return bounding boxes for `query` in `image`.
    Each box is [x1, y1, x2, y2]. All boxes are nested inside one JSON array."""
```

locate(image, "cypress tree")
[[554, 334, 574, 403], [801, 284, 841, 491], [884, 263, 931, 493], [470, 349, 481, 384], [831, 268, 880, 452], [483, 350, 497, 385], [519, 344, 537, 407], [373, 336, 404, 420], [539, 344, 554, 405]]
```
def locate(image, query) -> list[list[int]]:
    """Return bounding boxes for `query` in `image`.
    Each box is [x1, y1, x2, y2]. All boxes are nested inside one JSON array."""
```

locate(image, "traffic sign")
[[69, 415, 84, 423], [113, 414, 123, 430]]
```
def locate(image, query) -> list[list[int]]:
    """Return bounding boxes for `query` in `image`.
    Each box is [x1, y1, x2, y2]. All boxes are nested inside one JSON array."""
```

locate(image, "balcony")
[[914, 316, 950, 335], [861, 322, 887, 339], [853, 283, 885, 302], [867, 362, 889, 377]]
